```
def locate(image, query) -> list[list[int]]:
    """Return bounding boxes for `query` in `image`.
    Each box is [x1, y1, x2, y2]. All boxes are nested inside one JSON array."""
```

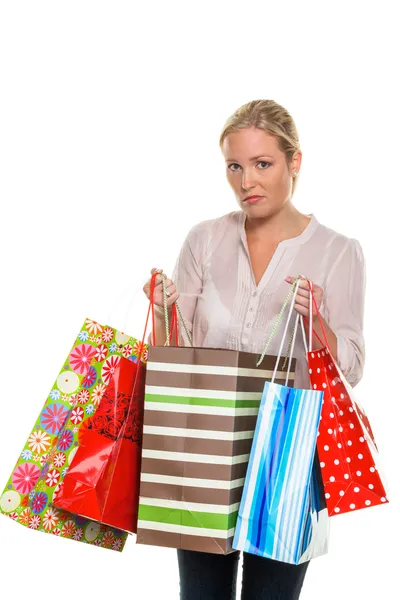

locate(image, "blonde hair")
[[219, 99, 301, 196]]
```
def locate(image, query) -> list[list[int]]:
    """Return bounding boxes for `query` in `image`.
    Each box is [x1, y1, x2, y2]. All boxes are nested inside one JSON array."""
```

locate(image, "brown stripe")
[[147, 346, 241, 367], [235, 376, 292, 393], [238, 351, 297, 373], [142, 434, 253, 456], [136, 529, 234, 554], [146, 369, 295, 392], [138, 481, 243, 505], [144, 411, 258, 433], [140, 458, 248, 481]]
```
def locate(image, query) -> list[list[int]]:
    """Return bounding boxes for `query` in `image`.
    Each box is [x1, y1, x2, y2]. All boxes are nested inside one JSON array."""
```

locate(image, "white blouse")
[[172, 211, 366, 389]]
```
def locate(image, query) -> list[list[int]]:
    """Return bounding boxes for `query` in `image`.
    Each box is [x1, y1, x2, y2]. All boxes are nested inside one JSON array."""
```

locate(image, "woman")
[[143, 99, 366, 599]]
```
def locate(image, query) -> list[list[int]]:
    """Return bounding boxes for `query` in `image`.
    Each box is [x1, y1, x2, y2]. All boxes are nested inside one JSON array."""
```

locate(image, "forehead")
[[222, 128, 280, 160]]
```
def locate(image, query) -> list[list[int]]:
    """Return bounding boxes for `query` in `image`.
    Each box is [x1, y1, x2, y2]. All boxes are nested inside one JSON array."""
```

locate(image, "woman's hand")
[[143, 268, 180, 312], [285, 275, 323, 320]]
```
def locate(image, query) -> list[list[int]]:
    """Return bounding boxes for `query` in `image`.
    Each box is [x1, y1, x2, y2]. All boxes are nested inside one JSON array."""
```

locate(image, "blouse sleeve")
[[322, 238, 366, 387], [171, 222, 206, 341]]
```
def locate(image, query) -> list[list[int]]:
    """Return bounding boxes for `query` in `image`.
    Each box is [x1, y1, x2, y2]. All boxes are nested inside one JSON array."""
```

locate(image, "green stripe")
[[145, 394, 261, 409], [138, 504, 239, 531]]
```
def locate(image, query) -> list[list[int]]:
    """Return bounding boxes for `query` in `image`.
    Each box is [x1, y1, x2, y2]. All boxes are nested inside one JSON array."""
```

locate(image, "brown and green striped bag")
[[136, 345, 296, 554]]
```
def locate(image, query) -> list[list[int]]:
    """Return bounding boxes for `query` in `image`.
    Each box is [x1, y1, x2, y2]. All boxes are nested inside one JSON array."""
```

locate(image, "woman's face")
[[222, 127, 301, 219]]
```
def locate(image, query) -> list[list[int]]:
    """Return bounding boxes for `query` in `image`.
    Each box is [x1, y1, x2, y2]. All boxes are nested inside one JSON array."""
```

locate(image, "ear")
[[291, 150, 302, 175]]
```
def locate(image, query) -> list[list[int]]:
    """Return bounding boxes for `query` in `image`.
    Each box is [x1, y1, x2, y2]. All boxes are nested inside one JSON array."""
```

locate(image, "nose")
[[241, 168, 257, 190]]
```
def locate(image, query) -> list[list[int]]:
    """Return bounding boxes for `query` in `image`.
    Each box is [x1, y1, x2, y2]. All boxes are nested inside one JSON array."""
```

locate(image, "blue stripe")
[[248, 383, 281, 549]]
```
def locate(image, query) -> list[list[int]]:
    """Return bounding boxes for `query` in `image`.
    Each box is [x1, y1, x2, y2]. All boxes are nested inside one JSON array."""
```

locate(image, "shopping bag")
[[136, 275, 298, 555], [0, 318, 146, 551], [53, 354, 146, 533], [233, 279, 328, 564], [305, 281, 389, 516]]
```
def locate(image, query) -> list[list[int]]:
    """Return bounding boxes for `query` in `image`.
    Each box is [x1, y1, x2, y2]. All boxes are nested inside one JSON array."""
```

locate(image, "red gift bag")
[[303, 281, 388, 517], [53, 354, 146, 533]]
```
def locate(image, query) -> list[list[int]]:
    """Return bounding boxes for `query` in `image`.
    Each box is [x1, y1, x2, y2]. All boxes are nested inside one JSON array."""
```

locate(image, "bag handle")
[[301, 278, 331, 353], [270, 277, 303, 383], [155, 273, 193, 348], [256, 277, 302, 368]]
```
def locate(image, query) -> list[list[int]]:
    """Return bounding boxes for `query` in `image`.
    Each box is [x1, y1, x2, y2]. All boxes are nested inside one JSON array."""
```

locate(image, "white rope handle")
[[284, 312, 300, 386], [271, 277, 302, 383], [300, 315, 309, 355]]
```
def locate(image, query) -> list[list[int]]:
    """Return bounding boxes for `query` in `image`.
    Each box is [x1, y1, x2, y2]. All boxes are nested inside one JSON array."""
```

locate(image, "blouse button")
[[249, 308, 254, 312], [252, 292, 257, 297], [246, 323, 251, 328]]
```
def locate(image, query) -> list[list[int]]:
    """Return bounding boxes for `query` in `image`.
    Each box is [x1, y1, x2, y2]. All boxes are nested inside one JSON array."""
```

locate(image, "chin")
[[242, 203, 277, 219]]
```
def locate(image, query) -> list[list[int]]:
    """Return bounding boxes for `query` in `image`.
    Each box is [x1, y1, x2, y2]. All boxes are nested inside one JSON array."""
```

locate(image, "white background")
[[0, 1, 398, 598]]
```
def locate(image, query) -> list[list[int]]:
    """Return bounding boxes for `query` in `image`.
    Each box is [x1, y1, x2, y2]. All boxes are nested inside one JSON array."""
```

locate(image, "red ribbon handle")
[[303, 278, 332, 353]]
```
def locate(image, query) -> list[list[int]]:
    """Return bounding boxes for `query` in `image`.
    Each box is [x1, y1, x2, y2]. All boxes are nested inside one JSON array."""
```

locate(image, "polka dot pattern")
[[307, 347, 388, 516]]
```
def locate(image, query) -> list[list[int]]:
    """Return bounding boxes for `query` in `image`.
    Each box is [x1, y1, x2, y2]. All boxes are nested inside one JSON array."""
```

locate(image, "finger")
[[294, 293, 309, 307], [166, 291, 180, 307], [166, 283, 177, 295], [294, 303, 309, 317], [151, 268, 163, 275], [296, 287, 311, 299], [285, 276, 312, 291], [152, 275, 172, 288]]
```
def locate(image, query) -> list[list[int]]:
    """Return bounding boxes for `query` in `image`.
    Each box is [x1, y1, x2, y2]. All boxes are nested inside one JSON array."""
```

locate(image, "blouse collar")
[[238, 211, 319, 248]]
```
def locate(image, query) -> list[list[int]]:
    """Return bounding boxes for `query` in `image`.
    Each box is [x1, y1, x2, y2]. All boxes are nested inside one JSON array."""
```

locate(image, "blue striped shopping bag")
[[233, 279, 328, 564]]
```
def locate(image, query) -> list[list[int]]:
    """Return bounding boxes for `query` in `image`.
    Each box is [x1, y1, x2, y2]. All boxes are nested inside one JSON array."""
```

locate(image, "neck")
[[244, 202, 310, 243]]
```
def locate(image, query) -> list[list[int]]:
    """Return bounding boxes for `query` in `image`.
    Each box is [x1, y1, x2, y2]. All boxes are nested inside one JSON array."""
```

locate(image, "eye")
[[228, 163, 241, 171], [257, 161, 271, 169]]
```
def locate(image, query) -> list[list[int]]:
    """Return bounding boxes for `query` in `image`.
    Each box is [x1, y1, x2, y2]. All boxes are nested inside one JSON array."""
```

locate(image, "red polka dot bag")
[[304, 281, 388, 516]]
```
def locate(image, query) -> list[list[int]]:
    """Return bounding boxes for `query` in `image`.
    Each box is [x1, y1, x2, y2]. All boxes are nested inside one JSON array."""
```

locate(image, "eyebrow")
[[225, 155, 275, 162]]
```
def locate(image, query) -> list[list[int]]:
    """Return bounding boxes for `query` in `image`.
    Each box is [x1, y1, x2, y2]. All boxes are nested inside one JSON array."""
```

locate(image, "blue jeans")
[[177, 549, 309, 600]]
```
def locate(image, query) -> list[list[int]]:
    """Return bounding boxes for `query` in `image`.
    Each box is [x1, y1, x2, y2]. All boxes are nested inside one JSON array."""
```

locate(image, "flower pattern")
[[45, 469, 60, 487], [70, 406, 84, 425], [57, 429, 74, 452], [53, 452, 66, 468], [62, 520, 76, 537], [28, 430, 51, 454], [91, 384, 106, 406], [95, 344, 108, 362], [1, 319, 147, 551], [73, 527, 84, 540], [102, 328, 114, 343], [19, 507, 31, 525], [42, 507, 59, 531], [122, 344, 133, 358], [29, 515, 41, 529], [101, 356, 121, 386], [57, 371, 80, 394], [40, 404, 70, 435], [12, 463, 41, 495], [82, 366, 97, 389], [85, 319, 103, 335], [77, 389, 90, 405], [78, 330, 90, 342], [69, 344, 97, 375], [31, 492, 48, 514], [0, 490, 21, 513]]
